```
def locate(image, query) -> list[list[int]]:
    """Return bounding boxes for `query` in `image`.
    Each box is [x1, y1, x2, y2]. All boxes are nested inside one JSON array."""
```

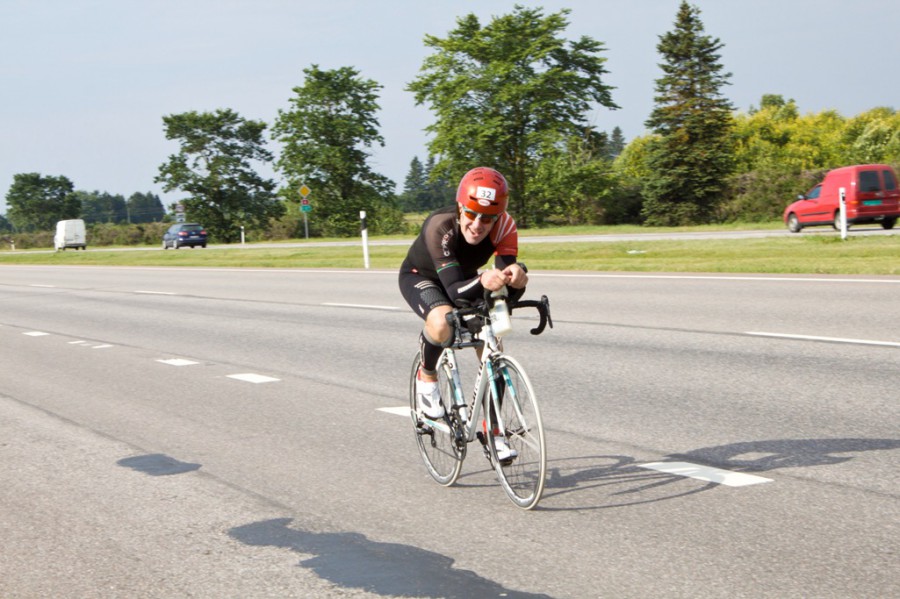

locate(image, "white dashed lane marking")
[[17, 331, 282, 386], [227, 373, 280, 384], [639, 462, 773, 487], [378, 407, 410, 417], [157, 358, 200, 366]]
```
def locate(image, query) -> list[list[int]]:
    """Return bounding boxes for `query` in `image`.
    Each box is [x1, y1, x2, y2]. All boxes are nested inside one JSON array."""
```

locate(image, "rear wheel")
[[409, 351, 463, 486], [882, 217, 896, 230], [486, 356, 546, 509]]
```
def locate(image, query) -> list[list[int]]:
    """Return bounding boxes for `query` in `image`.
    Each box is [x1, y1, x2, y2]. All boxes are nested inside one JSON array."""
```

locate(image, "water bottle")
[[490, 288, 513, 337]]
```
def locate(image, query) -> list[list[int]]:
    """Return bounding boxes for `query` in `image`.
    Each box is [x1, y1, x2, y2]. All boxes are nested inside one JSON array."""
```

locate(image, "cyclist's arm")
[[437, 263, 487, 303]]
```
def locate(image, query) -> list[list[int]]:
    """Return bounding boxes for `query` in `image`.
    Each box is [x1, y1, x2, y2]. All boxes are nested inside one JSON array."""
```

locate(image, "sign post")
[[839, 187, 848, 240], [299, 184, 311, 239], [360, 210, 370, 269]]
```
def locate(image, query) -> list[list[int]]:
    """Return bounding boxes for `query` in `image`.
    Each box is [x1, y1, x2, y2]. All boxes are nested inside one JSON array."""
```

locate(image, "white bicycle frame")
[[419, 318, 512, 449]]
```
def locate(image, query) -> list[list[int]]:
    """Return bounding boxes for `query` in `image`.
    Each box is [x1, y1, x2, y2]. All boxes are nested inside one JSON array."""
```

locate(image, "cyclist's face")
[[459, 207, 495, 244]]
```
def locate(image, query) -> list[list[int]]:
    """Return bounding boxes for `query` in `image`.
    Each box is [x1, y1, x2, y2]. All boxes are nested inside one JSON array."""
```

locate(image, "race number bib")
[[476, 186, 496, 206]]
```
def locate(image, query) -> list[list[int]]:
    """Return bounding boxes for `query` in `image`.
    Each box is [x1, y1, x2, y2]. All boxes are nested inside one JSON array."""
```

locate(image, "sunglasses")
[[462, 207, 499, 223]]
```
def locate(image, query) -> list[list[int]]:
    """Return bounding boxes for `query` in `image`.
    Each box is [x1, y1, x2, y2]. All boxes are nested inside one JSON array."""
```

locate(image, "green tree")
[[272, 65, 400, 237], [399, 157, 429, 212], [843, 107, 900, 165], [0, 213, 12, 233], [641, 1, 735, 225], [606, 126, 626, 160], [424, 155, 455, 211], [127, 191, 166, 223], [530, 132, 616, 225], [79, 190, 128, 224], [5, 173, 79, 231], [155, 109, 282, 242], [407, 6, 618, 226]]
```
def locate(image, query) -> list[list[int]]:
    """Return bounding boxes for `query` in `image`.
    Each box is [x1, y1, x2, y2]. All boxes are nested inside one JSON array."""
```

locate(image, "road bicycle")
[[408, 289, 552, 509]]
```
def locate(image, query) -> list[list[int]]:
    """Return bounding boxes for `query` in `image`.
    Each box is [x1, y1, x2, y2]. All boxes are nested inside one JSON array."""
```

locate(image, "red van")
[[784, 164, 900, 232]]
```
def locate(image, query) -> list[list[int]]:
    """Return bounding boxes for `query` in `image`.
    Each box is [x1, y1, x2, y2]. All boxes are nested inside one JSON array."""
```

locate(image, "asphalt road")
[[1, 265, 898, 598]]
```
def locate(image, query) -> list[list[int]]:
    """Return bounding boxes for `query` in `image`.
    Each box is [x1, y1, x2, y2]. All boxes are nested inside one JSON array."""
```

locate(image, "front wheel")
[[486, 355, 546, 509], [409, 351, 463, 486], [787, 213, 802, 233]]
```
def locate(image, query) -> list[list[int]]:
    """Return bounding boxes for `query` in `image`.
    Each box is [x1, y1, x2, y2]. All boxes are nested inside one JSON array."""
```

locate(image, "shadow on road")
[[229, 518, 552, 599], [539, 437, 900, 510], [669, 437, 900, 471]]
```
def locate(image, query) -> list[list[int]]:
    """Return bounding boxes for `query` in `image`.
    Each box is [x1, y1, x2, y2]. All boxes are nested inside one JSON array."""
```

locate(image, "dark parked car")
[[163, 223, 207, 249]]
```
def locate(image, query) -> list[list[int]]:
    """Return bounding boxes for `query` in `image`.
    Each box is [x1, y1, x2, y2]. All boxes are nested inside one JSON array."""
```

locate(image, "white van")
[[54, 219, 87, 251]]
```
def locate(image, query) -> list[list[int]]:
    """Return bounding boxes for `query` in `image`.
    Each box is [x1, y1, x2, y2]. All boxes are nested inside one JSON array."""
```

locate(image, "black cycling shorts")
[[398, 270, 452, 320]]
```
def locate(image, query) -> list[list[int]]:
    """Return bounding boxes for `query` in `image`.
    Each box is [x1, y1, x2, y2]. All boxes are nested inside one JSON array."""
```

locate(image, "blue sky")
[[2, 0, 898, 214]]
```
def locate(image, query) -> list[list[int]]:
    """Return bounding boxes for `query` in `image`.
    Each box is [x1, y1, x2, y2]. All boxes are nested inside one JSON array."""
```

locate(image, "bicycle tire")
[[409, 351, 463, 486], [486, 355, 546, 509]]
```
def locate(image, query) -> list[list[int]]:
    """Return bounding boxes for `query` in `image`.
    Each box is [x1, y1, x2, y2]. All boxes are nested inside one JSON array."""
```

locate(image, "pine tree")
[[607, 127, 626, 160], [641, 1, 735, 225], [424, 155, 454, 210], [399, 157, 428, 211]]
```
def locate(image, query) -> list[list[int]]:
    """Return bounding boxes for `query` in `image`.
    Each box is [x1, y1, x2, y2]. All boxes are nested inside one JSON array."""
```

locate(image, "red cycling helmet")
[[455, 167, 509, 216]]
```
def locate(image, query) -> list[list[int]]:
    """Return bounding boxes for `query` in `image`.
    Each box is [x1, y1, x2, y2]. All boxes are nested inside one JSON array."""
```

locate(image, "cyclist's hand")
[[503, 263, 529, 289], [480, 268, 509, 291]]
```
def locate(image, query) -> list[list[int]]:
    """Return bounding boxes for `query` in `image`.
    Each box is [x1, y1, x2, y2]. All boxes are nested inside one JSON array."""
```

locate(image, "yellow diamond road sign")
[[299, 185, 311, 197]]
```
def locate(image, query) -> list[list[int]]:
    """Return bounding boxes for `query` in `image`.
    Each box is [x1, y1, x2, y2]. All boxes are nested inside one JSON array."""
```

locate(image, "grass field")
[[2, 225, 899, 275]]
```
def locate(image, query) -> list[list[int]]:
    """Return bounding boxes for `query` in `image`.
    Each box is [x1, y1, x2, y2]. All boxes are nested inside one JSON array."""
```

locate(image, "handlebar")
[[444, 292, 552, 347], [510, 295, 553, 335]]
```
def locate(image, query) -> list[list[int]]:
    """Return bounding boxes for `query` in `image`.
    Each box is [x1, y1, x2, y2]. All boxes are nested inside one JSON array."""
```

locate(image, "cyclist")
[[399, 166, 528, 461]]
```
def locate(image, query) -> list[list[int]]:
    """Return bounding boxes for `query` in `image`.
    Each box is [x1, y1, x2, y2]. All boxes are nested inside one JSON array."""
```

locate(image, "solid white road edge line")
[[322, 302, 400, 311], [135, 290, 177, 295], [539, 273, 900, 284], [639, 462, 773, 487], [747, 331, 900, 348]]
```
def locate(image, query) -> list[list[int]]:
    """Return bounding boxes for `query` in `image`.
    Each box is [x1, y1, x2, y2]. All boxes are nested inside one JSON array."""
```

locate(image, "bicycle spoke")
[[409, 351, 463, 486], [487, 356, 546, 509]]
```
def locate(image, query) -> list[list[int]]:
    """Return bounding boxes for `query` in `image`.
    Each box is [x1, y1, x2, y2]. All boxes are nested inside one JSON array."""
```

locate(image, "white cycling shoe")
[[415, 378, 445, 419], [493, 436, 518, 462]]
